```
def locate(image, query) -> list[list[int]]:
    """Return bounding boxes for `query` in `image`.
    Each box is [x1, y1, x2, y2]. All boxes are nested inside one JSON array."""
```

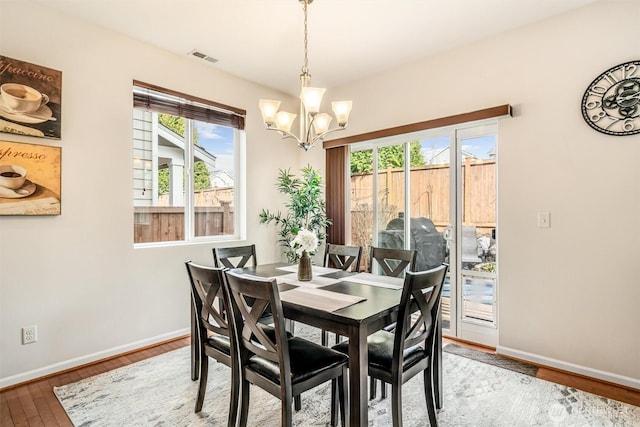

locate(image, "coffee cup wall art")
[[0, 140, 61, 215], [0, 55, 62, 139]]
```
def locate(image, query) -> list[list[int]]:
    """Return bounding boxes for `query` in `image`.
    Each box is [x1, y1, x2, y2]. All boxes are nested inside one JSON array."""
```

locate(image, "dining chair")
[[333, 264, 448, 427], [324, 243, 362, 272], [367, 246, 418, 398], [213, 244, 257, 269], [224, 270, 349, 427], [214, 242, 299, 384], [321, 243, 363, 346], [185, 261, 239, 426], [369, 246, 417, 277]]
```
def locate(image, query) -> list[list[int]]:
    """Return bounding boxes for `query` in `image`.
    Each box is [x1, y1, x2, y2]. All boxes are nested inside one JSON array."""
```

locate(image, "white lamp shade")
[[276, 111, 297, 133], [300, 86, 326, 114], [332, 101, 352, 127], [259, 99, 281, 125], [312, 113, 332, 135]]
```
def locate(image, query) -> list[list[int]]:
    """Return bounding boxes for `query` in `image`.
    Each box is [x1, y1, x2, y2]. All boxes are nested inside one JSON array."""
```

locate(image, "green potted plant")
[[259, 165, 332, 263]]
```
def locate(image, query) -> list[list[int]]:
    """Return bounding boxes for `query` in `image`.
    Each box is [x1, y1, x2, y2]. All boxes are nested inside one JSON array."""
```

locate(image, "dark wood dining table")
[[191, 262, 443, 427]]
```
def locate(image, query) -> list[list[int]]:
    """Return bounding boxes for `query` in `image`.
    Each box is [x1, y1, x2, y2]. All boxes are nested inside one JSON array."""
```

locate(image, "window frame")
[[132, 81, 246, 247]]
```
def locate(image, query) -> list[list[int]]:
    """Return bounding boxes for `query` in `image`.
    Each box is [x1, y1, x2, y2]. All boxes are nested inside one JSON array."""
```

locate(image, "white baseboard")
[[497, 345, 640, 390], [0, 328, 190, 389]]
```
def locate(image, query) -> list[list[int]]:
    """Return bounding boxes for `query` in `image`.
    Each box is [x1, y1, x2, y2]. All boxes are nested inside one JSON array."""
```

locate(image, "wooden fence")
[[350, 159, 496, 247], [134, 161, 494, 244], [134, 190, 233, 243]]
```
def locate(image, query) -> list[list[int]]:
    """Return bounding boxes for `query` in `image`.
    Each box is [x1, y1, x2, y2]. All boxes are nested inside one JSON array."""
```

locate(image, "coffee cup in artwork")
[[0, 165, 27, 189], [0, 83, 49, 114]]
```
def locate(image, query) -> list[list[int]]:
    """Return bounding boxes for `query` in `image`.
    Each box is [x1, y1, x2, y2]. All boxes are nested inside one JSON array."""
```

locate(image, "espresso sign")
[[0, 140, 61, 215], [0, 55, 62, 139]]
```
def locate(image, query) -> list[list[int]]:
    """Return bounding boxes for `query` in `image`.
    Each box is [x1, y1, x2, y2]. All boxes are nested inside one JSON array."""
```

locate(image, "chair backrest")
[[213, 244, 257, 269], [393, 264, 449, 369], [185, 261, 230, 340], [224, 270, 291, 378], [324, 243, 362, 272], [368, 246, 417, 277]]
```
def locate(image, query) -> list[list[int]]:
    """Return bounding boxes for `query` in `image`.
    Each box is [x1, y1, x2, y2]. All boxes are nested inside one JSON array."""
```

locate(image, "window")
[[132, 81, 246, 245]]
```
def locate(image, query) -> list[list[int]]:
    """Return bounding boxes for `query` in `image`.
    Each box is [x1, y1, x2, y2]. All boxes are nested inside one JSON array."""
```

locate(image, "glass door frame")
[[347, 120, 498, 347], [450, 123, 498, 347]]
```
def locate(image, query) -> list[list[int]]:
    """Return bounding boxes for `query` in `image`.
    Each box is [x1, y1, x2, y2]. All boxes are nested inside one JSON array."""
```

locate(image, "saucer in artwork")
[[0, 98, 54, 124], [0, 180, 37, 199]]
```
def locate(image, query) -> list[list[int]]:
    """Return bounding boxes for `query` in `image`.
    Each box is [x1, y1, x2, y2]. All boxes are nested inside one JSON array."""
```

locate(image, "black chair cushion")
[[206, 334, 231, 355], [247, 337, 347, 385], [333, 330, 426, 371]]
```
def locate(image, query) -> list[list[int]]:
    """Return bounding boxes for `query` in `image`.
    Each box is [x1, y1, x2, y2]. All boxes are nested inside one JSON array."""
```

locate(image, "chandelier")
[[259, 0, 352, 151]]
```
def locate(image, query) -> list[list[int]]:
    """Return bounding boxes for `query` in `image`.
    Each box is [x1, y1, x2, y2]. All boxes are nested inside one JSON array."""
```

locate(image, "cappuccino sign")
[[0, 55, 62, 139]]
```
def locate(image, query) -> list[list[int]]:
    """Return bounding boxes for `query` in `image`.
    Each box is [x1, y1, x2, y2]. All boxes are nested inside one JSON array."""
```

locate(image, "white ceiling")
[[30, 0, 597, 95]]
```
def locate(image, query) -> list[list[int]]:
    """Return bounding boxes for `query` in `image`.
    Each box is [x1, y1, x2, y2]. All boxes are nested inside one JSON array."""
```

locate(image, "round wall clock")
[[581, 60, 640, 136]]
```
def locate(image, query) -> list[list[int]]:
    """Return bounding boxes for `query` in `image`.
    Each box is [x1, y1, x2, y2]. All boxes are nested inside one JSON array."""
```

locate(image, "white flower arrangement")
[[290, 228, 319, 256]]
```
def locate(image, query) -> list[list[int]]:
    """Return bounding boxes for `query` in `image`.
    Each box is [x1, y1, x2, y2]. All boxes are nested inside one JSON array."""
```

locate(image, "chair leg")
[[330, 379, 338, 427], [381, 381, 387, 399], [238, 379, 250, 427], [369, 377, 377, 400], [424, 365, 438, 427], [228, 359, 240, 427], [282, 394, 293, 427], [339, 368, 348, 427], [321, 330, 328, 346], [191, 304, 200, 381], [294, 395, 302, 411], [286, 319, 296, 334], [331, 369, 348, 426], [195, 356, 208, 412], [391, 383, 403, 427]]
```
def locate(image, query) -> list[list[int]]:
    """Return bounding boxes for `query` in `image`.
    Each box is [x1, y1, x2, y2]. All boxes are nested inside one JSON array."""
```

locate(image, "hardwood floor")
[[1, 337, 190, 427], [1, 336, 638, 426]]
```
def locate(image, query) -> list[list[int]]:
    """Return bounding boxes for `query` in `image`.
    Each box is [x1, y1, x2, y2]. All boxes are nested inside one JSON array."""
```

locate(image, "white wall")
[[2, 0, 639, 390], [323, 0, 640, 387], [0, 2, 301, 387]]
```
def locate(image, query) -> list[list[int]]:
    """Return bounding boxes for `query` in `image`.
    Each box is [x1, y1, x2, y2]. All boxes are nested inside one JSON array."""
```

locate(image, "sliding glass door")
[[348, 122, 498, 346]]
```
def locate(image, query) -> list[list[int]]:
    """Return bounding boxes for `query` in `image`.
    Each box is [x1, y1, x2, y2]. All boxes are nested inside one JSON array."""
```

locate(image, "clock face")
[[581, 60, 640, 136]]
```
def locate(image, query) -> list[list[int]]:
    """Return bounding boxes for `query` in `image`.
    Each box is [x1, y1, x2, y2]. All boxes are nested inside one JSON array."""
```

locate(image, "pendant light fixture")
[[258, 0, 352, 151]]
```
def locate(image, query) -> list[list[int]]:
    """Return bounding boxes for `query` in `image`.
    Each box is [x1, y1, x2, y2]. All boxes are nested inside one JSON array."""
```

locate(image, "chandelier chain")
[[302, 0, 309, 76], [258, 0, 351, 151]]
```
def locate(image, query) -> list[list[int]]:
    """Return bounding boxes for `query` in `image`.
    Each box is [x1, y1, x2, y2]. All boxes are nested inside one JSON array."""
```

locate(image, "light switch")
[[538, 211, 550, 228]]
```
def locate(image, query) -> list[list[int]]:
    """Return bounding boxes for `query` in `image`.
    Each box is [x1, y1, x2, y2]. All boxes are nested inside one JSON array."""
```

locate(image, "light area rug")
[[54, 328, 640, 427]]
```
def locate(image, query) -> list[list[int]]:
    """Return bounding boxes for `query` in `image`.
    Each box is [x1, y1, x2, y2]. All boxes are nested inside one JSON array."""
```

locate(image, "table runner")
[[340, 272, 405, 290], [277, 264, 343, 275], [274, 272, 341, 288], [280, 287, 366, 312]]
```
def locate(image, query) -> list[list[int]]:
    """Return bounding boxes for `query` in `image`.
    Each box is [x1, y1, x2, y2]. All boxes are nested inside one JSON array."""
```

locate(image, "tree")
[[350, 141, 425, 173], [158, 168, 169, 194], [158, 162, 211, 194], [158, 114, 200, 144], [193, 161, 211, 190], [156, 114, 209, 194], [158, 114, 185, 136]]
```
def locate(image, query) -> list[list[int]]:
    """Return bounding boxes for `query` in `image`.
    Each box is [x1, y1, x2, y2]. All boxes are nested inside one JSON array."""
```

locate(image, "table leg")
[[347, 325, 368, 426]]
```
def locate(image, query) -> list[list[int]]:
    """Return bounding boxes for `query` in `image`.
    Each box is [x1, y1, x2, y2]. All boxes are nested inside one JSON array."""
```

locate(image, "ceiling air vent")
[[188, 49, 218, 64]]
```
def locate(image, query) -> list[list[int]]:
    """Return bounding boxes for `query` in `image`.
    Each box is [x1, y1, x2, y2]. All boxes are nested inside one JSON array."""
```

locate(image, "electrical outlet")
[[22, 325, 37, 344]]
